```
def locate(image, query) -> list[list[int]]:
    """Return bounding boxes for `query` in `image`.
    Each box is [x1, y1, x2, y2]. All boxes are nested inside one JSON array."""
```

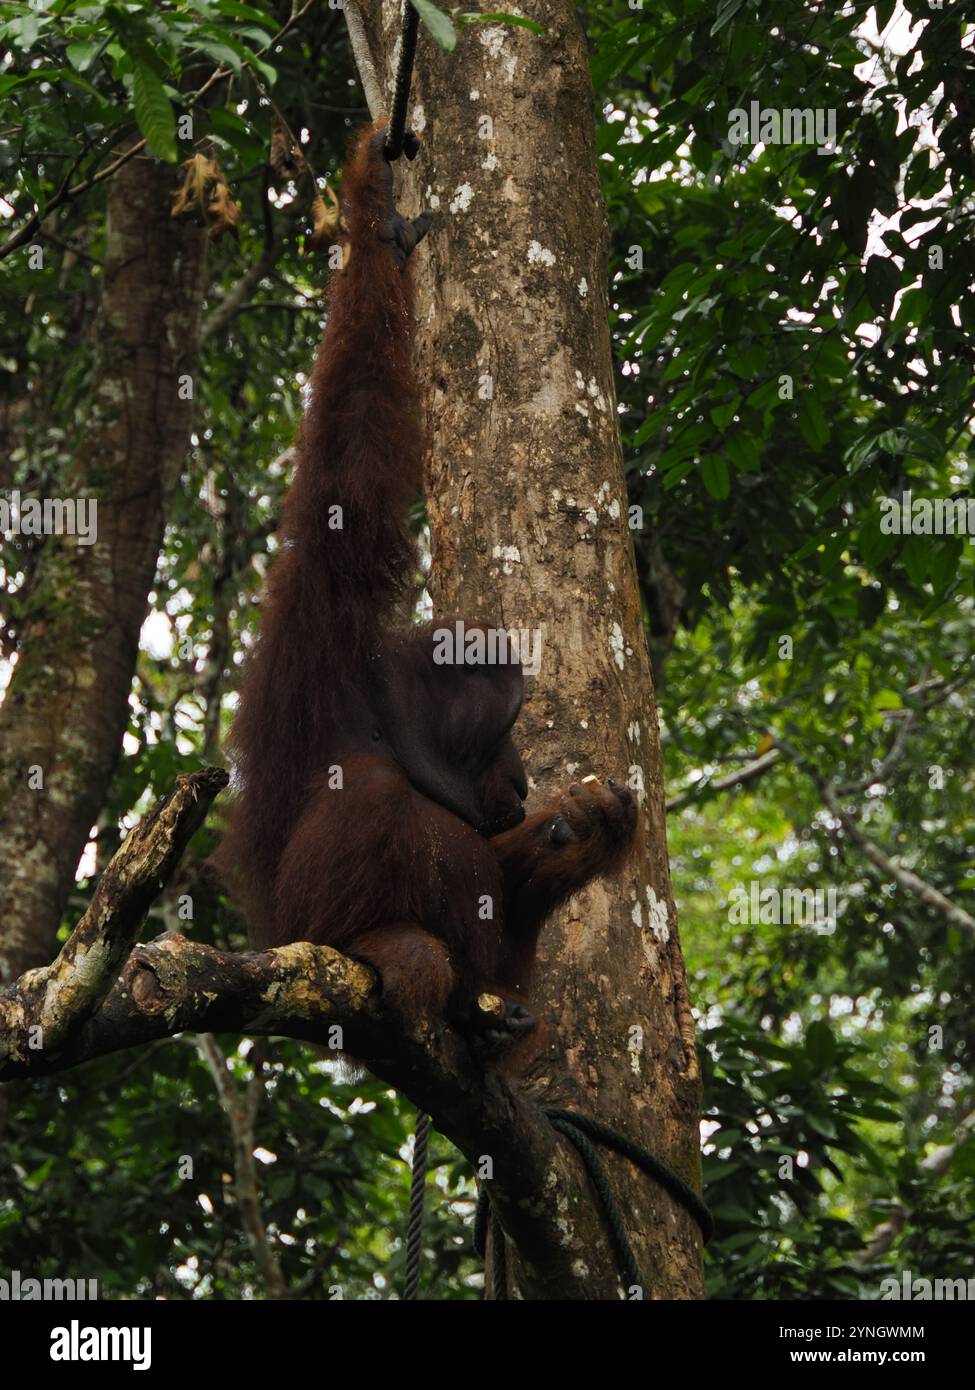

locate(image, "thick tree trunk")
[[359, 1, 703, 1298], [0, 154, 208, 985]]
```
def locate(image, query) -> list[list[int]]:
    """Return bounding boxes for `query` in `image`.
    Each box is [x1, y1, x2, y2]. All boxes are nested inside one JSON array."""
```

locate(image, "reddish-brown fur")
[[219, 126, 637, 1039]]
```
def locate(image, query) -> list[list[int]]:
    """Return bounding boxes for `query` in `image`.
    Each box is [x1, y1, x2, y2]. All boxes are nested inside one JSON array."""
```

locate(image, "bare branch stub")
[[0, 767, 229, 1058]]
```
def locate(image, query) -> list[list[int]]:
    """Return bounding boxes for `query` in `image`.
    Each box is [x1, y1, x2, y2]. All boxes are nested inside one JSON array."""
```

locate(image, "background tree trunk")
[[0, 154, 208, 986], [360, 0, 704, 1297]]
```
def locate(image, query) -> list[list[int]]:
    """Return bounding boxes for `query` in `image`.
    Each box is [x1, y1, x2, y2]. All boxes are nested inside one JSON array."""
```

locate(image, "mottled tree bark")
[[358, 1, 704, 1298], [0, 152, 208, 985]]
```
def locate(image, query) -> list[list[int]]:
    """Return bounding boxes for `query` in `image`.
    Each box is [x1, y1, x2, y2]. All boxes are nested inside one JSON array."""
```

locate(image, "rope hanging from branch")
[[384, 1, 421, 161], [403, 1109, 431, 1299], [474, 1107, 714, 1299]]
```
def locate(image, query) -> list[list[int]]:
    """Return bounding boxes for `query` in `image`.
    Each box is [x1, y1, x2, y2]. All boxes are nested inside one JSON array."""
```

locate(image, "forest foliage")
[[0, 0, 972, 1298]]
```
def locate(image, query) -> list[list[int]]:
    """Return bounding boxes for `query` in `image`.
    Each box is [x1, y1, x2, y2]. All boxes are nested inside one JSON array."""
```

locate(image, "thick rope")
[[489, 1205, 507, 1300], [403, 1109, 431, 1300], [473, 1106, 713, 1298], [385, 1, 420, 161], [547, 1113, 646, 1293], [547, 1108, 714, 1246]]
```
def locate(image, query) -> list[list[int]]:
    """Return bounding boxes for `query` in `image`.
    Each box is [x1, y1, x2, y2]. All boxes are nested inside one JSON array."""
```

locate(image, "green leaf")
[[818, 530, 846, 574], [3, 13, 43, 48], [728, 341, 766, 378], [195, 38, 243, 75], [244, 53, 277, 86], [66, 40, 100, 72], [710, 397, 740, 429], [207, 107, 264, 162], [864, 254, 900, 316], [797, 393, 829, 451], [858, 515, 898, 567], [726, 434, 760, 473], [835, 170, 875, 256], [806, 1108, 838, 1140], [701, 454, 731, 500], [927, 537, 962, 597], [213, 0, 276, 30], [710, 0, 747, 37], [904, 149, 934, 199], [132, 62, 178, 162], [412, 0, 457, 52], [900, 535, 930, 587], [805, 1022, 836, 1070], [745, 378, 785, 412], [461, 12, 545, 35]]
